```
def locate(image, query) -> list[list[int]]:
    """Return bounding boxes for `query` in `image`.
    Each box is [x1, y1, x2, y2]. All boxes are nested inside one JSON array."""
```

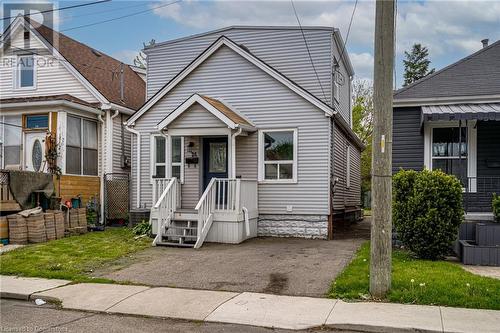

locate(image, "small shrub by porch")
[[0, 228, 150, 283], [393, 169, 464, 260]]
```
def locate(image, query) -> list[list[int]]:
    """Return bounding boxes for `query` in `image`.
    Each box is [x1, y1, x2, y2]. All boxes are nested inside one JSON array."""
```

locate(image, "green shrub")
[[493, 194, 500, 223], [393, 169, 464, 260], [132, 220, 152, 236]]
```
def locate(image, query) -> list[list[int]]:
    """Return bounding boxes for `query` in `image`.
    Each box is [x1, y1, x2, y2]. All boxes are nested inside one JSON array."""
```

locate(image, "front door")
[[202, 137, 228, 190], [25, 132, 46, 172]]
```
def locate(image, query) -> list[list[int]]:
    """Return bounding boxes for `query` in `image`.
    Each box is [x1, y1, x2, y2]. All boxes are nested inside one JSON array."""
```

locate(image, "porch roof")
[[422, 103, 500, 121], [156, 93, 256, 131]]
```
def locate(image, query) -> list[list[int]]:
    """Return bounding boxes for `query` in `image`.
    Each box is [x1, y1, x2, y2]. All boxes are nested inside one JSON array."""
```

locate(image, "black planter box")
[[475, 223, 500, 246], [459, 240, 500, 266]]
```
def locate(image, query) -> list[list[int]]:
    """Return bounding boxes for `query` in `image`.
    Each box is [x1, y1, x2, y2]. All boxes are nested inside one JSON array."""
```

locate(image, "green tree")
[[352, 80, 373, 197], [403, 43, 435, 86], [133, 39, 155, 69]]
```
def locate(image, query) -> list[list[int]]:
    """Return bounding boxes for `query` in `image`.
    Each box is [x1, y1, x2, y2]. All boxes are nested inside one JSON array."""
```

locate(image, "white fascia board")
[[128, 36, 334, 125], [19, 19, 110, 105], [1, 100, 102, 115], [156, 94, 237, 130], [393, 95, 500, 107], [109, 103, 136, 115]]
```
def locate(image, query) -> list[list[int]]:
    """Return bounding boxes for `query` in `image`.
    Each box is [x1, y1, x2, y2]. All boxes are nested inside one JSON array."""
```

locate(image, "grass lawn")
[[0, 228, 150, 283], [330, 242, 500, 310]]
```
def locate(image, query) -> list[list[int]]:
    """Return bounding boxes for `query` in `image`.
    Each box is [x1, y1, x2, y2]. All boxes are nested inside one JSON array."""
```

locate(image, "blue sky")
[[3, 0, 500, 88]]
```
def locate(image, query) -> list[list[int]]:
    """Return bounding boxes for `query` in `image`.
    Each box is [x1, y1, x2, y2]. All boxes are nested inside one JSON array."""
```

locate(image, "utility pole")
[[370, 0, 395, 298]]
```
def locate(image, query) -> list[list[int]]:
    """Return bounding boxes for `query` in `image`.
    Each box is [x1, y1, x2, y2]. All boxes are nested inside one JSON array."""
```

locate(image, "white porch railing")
[[194, 178, 257, 248], [152, 177, 179, 246]]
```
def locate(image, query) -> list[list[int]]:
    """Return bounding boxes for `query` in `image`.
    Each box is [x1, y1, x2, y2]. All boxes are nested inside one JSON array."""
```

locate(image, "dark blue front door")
[[202, 137, 228, 190]]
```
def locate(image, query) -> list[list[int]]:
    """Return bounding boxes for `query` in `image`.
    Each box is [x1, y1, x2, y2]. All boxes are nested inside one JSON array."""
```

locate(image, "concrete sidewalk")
[[1, 276, 499, 333]]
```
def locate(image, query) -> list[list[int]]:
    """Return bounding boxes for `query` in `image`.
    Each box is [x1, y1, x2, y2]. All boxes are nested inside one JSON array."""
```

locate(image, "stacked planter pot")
[[7, 214, 28, 244], [43, 213, 57, 241], [27, 213, 47, 243], [53, 211, 65, 239]]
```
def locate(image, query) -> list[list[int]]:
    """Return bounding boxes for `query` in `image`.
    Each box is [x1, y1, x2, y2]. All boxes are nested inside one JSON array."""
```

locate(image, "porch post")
[[228, 133, 234, 179], [166, 134, 172, 178], [230, 132, 236, 179]]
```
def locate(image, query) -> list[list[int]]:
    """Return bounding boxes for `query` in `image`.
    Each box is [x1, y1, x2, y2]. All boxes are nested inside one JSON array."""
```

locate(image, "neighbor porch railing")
[[464, 177, 500, 213], [153, 178, 181, 207], [152, 177, 179, 246], [194, 178, 257, 248]]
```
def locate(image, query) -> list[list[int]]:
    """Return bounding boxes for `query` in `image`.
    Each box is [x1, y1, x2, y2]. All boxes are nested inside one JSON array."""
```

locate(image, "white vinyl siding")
[[146, 28, 333, 107], [133, 45, 330, 214]]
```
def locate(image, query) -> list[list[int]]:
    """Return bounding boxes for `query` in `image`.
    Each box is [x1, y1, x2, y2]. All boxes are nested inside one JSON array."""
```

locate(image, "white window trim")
[[171, 136, 184, 184], [150, 134, 184, 184], [346, 145, 351, 188], [150, 133, 166, 182], [13, 54, 37, 91], [423, 120, 477, 192], [65, 115, 98, 176], [258, 128, 298, 184]]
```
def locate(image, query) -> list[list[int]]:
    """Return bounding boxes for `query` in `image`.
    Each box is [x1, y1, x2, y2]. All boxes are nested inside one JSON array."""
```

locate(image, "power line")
[[338, 0, 358, 66], [1, 0, 111, 21], [64, 1, 156, 21], [290, 0, 328, 102], [61, 0, 182, 32]]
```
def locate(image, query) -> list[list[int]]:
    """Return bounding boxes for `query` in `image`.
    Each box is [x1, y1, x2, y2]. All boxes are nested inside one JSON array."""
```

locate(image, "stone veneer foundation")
[[257, 214, 328, 239]]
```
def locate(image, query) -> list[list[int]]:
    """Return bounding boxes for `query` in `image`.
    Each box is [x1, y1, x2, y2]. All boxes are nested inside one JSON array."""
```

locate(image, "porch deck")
[[150, 177, 258, 248]]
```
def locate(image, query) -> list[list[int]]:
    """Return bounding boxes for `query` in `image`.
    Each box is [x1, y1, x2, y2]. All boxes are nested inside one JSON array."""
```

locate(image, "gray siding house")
[[126, 26, 363, 248], [393, 39, 500, 218]]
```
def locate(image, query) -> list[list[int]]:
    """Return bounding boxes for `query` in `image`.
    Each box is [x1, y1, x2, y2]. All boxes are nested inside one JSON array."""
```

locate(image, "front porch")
[[149, 94, 259, 248]]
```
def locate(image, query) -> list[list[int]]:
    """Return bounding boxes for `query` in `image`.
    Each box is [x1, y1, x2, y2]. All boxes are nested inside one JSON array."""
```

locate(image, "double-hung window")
[[66, 115, 98, 175], [2, 115, 22, 167], [259, 129, 297, 182], [431, 127, 467, 184], [16, 55, 35, 89], [152, 136, 166, 178], [152, 135, 183, 182]]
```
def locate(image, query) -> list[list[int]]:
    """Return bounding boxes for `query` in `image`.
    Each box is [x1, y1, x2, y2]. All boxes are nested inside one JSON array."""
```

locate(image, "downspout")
[[125, 125, 141, 208], [107, 110, 120, 174], [231, 127, 243, 178], [97, 113, 105, 223]]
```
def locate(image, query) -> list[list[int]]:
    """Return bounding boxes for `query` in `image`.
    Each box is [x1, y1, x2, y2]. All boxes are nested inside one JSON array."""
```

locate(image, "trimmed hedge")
[[393, 169, 464, 260]]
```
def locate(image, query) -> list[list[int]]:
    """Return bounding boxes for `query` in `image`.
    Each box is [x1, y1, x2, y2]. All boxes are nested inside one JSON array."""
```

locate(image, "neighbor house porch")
[[422, 104, 500, 218]]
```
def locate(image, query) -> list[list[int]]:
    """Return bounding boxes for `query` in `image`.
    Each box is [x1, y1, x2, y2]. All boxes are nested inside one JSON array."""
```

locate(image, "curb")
[[326, 323, 442, 333]]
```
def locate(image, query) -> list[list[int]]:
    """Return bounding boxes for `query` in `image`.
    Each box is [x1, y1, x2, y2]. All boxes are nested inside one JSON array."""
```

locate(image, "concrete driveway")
[[95, 222, 367, 298]]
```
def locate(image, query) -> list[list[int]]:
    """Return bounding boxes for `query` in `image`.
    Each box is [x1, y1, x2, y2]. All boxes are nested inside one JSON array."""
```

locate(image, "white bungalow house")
[[126, 26, 364, 248], [0, 17, 145, 219]]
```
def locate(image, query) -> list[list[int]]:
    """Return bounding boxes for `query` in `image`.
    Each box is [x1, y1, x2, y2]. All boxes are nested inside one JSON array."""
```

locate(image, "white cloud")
[[152, 0, 500, 83], [350, 52, 374, 81], [112, 49, 140, 65]]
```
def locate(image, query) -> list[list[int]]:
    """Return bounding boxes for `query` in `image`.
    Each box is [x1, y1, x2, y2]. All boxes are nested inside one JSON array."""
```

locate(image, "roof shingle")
[[394, 40, 500, 100]]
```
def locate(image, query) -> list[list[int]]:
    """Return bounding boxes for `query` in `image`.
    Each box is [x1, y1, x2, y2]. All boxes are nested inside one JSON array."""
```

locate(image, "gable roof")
[[127, 35, 335, 125], [146, 25, 354, 77], [157, 94, 255, 131], [394, 40, 500, 103], [2, 17, 145, 111]]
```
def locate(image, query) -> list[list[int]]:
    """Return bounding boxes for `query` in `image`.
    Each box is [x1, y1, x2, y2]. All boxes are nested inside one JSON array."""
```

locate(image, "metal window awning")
[[422, 103, 500, 121]]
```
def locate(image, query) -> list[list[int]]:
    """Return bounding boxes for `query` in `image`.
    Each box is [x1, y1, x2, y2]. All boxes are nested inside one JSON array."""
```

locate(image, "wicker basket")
[[77, 208, 87, 228], [0, 216, 8, 239], [7, 214, 28, 244], [27, 213, 47, 243], [53, 211, 65, 239], [43, 213, 56, 241], [69, 209, 79, 229]]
